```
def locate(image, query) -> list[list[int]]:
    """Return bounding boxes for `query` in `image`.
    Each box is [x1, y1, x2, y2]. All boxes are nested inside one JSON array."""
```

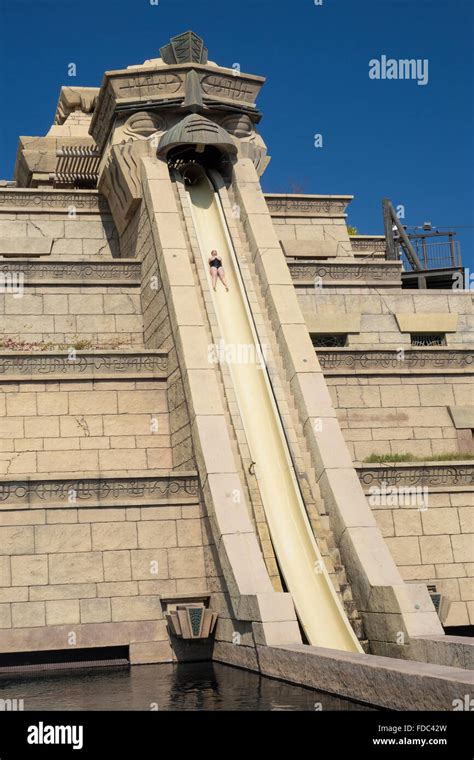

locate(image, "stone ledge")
[[318, 348, 474, 373], [449, 406, 474, 430], [0, 350, 168, 381], [257, 643, 474, 710], [0, 189, 107, 214], [0, 258, 140, 285], [404, 635, 473, 670], [288, 260, 401, 283], [350, 235, 386, 253], [0, 620, 166, 653], [357, 462, 474, 490], [293, 279, 401, 289], [0, 471, 199, 508], [265, 194, 352, 218], [0, 238, 53, 256]]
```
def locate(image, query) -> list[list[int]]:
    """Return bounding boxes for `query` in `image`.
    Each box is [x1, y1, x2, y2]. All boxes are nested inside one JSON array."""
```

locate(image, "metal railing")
[[403, 239, 462, 271]]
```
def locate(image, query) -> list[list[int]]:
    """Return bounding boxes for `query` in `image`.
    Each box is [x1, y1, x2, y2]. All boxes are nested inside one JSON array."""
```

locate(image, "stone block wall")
[[134, 202, 195, 471], [296, 289, 473, 348], [0, 211, 119, 259], [0, 498, 208, 657], [0, 288, 143, 347], [271, 216, 353, 255], [369, 489, 473, 627], [326, 374, 472, 461], [0, 378, 171, 476]]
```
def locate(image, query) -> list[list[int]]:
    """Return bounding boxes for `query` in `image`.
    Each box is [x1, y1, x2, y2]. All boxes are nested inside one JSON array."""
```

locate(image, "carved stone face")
[[123, 111, 167, 139], [220, 114, 253, 138]]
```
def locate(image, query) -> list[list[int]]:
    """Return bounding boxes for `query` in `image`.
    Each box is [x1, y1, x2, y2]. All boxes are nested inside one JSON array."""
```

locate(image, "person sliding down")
[[209, 250, 229, 292]]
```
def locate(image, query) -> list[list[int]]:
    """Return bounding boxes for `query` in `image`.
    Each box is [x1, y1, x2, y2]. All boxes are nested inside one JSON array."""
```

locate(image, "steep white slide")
[[186, 171, 362, 652]]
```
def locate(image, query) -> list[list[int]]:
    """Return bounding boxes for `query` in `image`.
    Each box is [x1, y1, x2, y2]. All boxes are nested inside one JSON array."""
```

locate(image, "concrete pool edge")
[[212, 642, 474, 711]]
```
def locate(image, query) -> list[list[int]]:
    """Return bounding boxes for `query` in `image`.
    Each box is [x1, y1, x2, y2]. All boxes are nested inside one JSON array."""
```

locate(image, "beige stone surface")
[[91, 523, 138, 551], [11, 555, 48, 586], [304, 312, 361, 334], [80, 598, 111, 624], [12, 601, 46, 628], [49, 552, 104, 584], [395, 313, 458, 333], [111, 595, 162, 622], [46, 599, 80, 625]]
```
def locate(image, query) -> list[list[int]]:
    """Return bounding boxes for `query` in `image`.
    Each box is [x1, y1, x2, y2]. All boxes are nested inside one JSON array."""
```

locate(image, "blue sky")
[[0, 0, 472, 268]]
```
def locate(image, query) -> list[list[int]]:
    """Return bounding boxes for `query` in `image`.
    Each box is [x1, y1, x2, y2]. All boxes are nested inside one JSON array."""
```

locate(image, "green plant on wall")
[[347, 225, 358, 236]]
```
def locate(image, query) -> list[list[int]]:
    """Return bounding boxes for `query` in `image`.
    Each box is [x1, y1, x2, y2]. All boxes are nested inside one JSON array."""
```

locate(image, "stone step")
[[0, 350, 168, 382]]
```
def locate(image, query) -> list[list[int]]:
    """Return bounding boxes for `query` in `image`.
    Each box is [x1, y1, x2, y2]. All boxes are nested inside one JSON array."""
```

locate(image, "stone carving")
[[220, 114, 254, 137], [90, 84, 116, 150], [123, 111, 167, 138], [0, 260, 140, 282], [0, 190, 107, 212], [288, 262, 401, 281], [99, 140, 155, 234], [351, 238, 386, 252], [166, 604, 217, 639], [318, 349, 474, 371], [158, 114, 237, 157], [0, 474, 199, 506], [201, 74, 257, 103], [0, 352, 168, 379], [239, 140, 270, 177], [54, 86, 99, 125], [265, 196, 350, 217], [357, 464, 474, 489], [160, 31, 208, 65], [117, 73, 183, 99]]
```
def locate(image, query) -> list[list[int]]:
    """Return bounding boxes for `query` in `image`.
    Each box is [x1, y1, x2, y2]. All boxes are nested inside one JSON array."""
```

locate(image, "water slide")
[[186, 169, 362, 652]]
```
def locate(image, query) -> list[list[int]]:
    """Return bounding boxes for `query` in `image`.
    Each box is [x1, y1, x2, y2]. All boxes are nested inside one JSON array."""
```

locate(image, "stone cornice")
[[0, 351, 168, 381], [350, 235, 386, 253], [0, 189, 108, 214], [288, 260, 401, 283], [265, 194, 352, 217], [0, 259, 141, 285], [0, 472, 199, 508], [318, 348, 474, 373], [357, 462, 474, 490], [91, 64, 265, 150]]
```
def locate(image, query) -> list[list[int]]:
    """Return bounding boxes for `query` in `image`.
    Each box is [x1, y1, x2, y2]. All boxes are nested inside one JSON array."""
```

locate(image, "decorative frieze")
[[318, 349, 474, 372], [265, 194, 352, 217], [0, 189, 108, 214], [0, 473, 200, 508], [0, 259, 141, 284], [0, 351, 168, 381], [350, 236, 386, 253], [357, 463, 474, 490], [288, 261, 401, 282]]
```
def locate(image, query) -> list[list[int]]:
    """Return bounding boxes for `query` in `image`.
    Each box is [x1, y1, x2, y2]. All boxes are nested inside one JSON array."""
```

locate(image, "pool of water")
[[0, 661, 375, 711]]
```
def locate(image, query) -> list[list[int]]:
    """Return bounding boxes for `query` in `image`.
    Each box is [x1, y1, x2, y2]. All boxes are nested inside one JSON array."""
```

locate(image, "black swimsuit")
[[210, 257, 222, 269]]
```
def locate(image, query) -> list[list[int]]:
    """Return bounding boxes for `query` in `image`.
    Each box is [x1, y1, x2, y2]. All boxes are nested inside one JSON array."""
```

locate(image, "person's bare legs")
[[210, 267, 218, 291], [218, 267, 229, 291]]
